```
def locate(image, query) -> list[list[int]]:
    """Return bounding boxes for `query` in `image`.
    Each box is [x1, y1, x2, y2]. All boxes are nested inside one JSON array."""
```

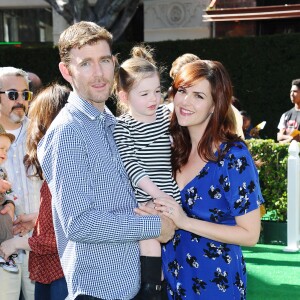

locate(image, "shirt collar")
[[68, 91, 116, 127]]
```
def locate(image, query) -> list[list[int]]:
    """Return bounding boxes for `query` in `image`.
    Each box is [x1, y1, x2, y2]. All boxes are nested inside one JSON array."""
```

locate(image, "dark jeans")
[[35, 277, 68, 300]]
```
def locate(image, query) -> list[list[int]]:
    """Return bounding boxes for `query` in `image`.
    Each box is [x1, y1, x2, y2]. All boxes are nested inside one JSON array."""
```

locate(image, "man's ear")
[[118, 90, 128, 103], [59, 62, 72, 85]]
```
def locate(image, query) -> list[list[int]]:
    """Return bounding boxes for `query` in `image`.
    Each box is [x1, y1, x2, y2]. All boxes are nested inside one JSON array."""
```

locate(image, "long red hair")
[[170, 60, 243, 174]]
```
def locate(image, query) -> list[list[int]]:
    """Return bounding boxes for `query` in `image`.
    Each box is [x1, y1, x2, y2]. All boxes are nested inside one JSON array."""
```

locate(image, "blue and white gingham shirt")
[[37, 92, 161, 300]]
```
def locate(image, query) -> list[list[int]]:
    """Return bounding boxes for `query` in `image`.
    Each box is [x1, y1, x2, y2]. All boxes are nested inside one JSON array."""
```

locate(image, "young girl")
[[113, 45, 181, 299]]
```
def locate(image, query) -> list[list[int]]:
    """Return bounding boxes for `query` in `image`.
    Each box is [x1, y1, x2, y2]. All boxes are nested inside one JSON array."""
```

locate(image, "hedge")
[[1, 33, 300, 139], [246, 139, 289, 222]]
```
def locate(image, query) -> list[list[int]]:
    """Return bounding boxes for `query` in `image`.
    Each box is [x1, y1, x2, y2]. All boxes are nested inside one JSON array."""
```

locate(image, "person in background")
[[277, 79, 300, 143], [0, 126, 22, 273], [240, 110, 260, 139], [27, 72, 43, 95], [231, 96, 242, 111], [114, 45, 181, 300], [137, 60, 264, 299], [0, 67, 42, 300], [169, 53, 199, 81], [0, 83, 70, 300], [168, 54, 244, 139], [230, 96, 244, 139], [37, 21, 175, 300]]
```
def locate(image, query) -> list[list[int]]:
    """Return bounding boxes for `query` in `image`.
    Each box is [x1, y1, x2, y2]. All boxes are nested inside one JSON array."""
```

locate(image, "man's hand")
[[0, 179, 11, 193], [134, 205, 176, 243], [13, 212, 38, 236], [156, 214, 176, 243], [0, 203, 15, 220]]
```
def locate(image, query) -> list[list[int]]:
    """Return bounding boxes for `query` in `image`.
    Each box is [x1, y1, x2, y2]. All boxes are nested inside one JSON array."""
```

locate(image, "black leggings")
[[133, 256, 168, 300]]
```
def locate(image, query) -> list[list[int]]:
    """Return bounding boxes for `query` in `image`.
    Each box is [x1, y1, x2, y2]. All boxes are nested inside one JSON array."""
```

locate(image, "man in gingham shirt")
[[37, 22, 175, 300]]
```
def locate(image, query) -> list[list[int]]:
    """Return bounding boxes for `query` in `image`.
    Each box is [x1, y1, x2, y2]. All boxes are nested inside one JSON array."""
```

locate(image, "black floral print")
[[162, 142, 265, 299]]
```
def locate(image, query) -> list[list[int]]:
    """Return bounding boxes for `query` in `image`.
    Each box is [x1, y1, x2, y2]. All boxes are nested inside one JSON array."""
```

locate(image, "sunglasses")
[[0, 90, 33, 101]]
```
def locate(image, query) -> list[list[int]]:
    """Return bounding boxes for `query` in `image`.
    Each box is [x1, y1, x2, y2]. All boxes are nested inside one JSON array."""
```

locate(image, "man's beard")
[[10, 110, 25, 123]]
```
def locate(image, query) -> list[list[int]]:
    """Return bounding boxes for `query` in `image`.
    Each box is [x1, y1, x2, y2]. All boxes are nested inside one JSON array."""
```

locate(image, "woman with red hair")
[[137, 60, 264, 299]]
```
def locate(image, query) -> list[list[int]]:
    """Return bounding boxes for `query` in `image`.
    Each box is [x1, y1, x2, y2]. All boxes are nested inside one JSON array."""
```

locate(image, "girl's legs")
[[135, 256, 165, 300]]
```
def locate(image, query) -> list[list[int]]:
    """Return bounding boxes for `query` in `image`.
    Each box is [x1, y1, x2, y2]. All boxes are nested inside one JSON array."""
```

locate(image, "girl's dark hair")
[[170, 60, 243, 175], [24, 83, 70, 179]]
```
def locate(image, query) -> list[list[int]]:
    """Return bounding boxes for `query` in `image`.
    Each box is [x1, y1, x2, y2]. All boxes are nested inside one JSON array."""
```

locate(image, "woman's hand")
[[153, 197, 188, 229], [13, 212, 38, 236]]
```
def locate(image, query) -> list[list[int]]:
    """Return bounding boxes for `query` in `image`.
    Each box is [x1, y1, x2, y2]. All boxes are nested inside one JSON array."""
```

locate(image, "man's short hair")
[[58, 21, 113, 66], [0, 67, 30, 89]]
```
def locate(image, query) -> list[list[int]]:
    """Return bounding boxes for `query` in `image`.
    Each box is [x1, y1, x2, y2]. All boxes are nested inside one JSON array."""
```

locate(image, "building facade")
[[0, 0, 299, 45]]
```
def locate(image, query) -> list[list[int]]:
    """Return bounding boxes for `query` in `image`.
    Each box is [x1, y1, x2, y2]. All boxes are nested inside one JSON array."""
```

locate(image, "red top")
[[28, 181, 64, 284]]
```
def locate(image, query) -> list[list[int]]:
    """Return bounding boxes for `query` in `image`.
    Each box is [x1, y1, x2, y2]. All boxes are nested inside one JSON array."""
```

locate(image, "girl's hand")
[[154, 197, 188, 229], [134, 205, 160, 216]]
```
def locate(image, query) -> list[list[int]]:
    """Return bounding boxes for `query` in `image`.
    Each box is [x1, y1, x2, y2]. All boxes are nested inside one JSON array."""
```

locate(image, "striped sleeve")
[[114, 120, 147, 186]]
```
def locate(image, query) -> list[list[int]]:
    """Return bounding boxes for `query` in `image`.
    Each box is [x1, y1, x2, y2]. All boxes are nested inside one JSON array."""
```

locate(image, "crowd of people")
[[2, 19, 297, 299]]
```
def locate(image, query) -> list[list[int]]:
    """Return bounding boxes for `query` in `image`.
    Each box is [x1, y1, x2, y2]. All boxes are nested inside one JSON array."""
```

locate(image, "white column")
[[52, 9, 69, 45], [284, 140, 300, 252]]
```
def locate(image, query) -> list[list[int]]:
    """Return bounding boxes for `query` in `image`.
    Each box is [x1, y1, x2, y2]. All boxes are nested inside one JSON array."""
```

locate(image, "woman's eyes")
[[196, 94, 204, 99]]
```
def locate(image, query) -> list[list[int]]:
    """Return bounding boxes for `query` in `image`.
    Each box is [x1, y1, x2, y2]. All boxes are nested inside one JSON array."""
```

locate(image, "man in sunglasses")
[[0, 67, 42, 300]]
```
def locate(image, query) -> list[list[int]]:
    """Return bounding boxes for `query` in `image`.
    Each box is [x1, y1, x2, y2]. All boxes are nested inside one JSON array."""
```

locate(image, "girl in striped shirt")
[[114, 45, 180, 300]]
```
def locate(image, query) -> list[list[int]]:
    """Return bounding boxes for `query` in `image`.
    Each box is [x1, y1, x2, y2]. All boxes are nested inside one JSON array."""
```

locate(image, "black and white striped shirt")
[[114, 105, 181, 204]]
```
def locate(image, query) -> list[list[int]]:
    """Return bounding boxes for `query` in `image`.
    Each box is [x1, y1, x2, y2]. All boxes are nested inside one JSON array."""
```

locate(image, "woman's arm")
[[138, 200, 261, 247]]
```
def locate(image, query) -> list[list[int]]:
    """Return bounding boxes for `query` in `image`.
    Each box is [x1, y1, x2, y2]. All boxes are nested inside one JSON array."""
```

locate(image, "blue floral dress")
[[162, 142, 264, 299]]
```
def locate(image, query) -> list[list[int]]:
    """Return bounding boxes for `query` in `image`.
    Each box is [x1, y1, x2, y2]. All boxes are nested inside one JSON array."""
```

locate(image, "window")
[[0, 8, 53, 43]]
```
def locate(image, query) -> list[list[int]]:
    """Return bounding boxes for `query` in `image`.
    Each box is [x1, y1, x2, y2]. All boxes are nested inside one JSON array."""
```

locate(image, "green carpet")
[[243, 244, 300, 299]]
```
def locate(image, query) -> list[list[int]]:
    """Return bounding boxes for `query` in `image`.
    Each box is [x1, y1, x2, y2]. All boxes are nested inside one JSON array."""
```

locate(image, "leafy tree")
[[45, 0, 141, 41]]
